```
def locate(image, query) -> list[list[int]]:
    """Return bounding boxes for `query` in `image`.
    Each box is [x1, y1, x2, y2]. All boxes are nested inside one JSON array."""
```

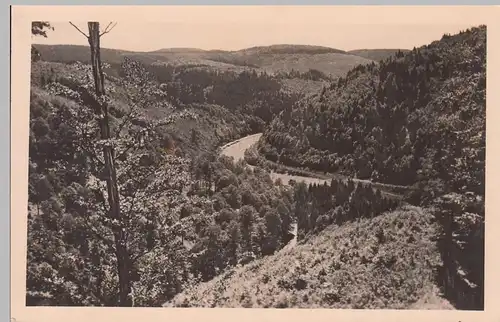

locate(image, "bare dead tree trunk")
[[87, 22, 132, 307]]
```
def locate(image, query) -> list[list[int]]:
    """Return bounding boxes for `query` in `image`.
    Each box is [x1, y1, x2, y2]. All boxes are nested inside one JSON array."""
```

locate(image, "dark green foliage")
[[293, 179, 399, 240], [144, 64, 300, 125], [31, 21, 54, 38], [30, 58, 300, 158], [276, 68, 333, 82], [432, 193, 484, 310]]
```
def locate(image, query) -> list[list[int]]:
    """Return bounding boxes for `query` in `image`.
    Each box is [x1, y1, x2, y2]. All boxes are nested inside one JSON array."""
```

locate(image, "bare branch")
[[69, 22, 89, 38], [100, 22, 117, 37], [103, 22, 113, 33]]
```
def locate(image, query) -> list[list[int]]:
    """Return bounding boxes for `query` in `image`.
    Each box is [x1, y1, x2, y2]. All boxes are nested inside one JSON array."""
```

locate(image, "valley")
[[26, 21, 485, 310]]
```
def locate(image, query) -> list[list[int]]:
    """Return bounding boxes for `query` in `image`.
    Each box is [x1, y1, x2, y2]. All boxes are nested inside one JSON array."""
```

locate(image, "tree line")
[[292, 179, 399, 241]]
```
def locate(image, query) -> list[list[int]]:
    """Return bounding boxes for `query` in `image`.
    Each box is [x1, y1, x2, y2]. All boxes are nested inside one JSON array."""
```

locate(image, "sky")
[[30, 8, 478, 52]]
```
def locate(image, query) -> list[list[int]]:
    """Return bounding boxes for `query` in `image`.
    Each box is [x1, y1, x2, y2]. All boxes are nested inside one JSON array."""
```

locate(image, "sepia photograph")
[[19, 7, 486, 312]]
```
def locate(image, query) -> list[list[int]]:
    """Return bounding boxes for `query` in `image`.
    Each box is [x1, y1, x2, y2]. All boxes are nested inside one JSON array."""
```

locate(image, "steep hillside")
[[29, 58, 300, 157], [259, 26, 485, 193], [349, 49, 411, 61], [258, 25, 485, 309], [167, 206, 452, 309]]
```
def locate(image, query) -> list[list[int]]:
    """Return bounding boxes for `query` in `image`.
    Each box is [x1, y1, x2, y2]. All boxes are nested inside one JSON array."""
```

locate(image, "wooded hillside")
[[258, 26, 486, 309], [259, 26, 485, 195]]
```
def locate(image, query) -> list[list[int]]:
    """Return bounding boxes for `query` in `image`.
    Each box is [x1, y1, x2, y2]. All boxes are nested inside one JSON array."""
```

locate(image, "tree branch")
[[100, 22, 117, 37], [114, 107, 142, 138], [69, 22, 89, 38]]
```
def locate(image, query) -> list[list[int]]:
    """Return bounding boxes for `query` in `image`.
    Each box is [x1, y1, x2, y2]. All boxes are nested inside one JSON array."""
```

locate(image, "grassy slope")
[[218, 51, 372, 76], [166, 205, 453, 309]]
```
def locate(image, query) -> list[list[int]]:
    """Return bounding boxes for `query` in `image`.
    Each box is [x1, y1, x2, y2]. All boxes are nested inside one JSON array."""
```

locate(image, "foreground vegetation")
[[167, 206, 450, 309]]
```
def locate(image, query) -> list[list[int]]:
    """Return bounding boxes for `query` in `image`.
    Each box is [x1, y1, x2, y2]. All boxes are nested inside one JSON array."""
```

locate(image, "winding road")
[[220, 133, 330, 186], [220, 133, 410, 199], [221, 133, 307, 248], [219, 132, 413, 249]]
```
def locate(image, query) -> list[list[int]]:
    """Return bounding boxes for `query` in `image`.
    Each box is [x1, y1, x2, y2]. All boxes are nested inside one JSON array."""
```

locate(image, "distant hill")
[[151, 47, 209, 54], [215, 51, 372, 77], [348, 49, 411, 61], [33, 44, 162, 65], [236, 44, 347, 55], [166, 206, 452, 309], [33, 43, 374, 78], [209, 45, 371, 76]]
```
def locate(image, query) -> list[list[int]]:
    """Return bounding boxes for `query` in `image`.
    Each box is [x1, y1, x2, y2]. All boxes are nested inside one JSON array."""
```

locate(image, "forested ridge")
[[259, 26, 485, 194], [26, 22, 484, 309]]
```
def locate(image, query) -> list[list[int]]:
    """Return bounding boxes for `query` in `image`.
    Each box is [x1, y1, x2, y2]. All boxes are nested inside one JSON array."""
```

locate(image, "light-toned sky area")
[[32, 18, 477, 52]]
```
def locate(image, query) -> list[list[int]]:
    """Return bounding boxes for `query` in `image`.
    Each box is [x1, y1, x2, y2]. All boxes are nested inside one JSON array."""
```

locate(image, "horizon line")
[[31, 42, 414, 54]]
